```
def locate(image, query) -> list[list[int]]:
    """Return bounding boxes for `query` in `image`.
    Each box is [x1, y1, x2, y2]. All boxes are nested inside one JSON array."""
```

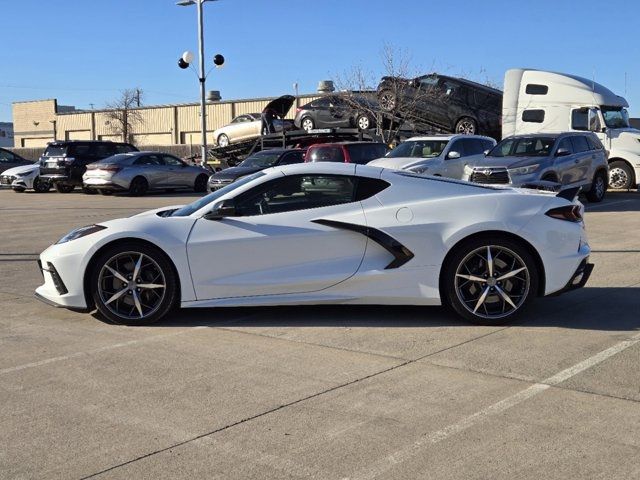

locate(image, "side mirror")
[[555, 148, 571, 157], [447, 151, 461, 160], [203, 200, 236, 220], [483, 149, 490, 156]]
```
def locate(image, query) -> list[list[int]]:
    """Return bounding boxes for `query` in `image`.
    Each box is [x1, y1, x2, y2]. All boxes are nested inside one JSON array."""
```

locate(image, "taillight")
[[295, 107, 302, 113], [546, 205, 583, 222], [100, 165, 122, 173]]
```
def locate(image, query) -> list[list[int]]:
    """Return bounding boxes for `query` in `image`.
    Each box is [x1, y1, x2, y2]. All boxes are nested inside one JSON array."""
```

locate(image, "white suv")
[[368, 134, 496, 179]]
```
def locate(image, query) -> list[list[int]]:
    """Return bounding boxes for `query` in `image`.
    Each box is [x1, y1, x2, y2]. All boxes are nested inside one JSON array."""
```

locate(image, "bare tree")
[[334, 45, 440, 144], [104, 88, 144, 144]]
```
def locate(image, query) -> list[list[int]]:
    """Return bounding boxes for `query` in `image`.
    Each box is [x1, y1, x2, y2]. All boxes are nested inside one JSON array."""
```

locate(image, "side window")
[[525, 84, 549, 95], [114, 144, 136, 154], [314, 97, 331, 108], [586, 135, 603, 151], [571, 109, 589, 131], [69, 144, 93, 158], [0, 149, 16, 162], [460, 139, 485, 156], [94, 144, 112, 159], [354, 178, 390, 201], [308, 146, 345, 163], [481, 139, 495, 152], [135, 155, 164, 166], [234, 174, 356, 216], [570, 136, 590, 153], [522, 110, 545, 123], [278, 152, 304, 165], [447, 140, 465, 158], [557, 138, 574, 154], [163, 155, 184, 166]]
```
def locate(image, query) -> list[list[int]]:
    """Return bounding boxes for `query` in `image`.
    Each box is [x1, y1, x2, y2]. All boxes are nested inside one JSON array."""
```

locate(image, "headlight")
[[405, 165, 429, 174], [56, 225, 106, 244], [16, 171, 32, 177], [508, 164, 540, 175]]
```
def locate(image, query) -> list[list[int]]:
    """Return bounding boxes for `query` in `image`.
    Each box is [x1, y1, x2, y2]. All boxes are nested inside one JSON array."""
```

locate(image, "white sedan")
[[0, 163, 51, 192], [35, 163, 592, 325]]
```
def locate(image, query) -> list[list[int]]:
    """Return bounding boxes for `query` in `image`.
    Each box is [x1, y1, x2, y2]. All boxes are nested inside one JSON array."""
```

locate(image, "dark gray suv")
[[463, 132, 609, 202]]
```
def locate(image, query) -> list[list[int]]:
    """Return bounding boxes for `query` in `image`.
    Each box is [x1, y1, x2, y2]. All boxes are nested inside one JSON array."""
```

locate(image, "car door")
[[569, 135, 594, 186], [553, 137, 580, 185], [133, 155, 167, 188], [315, 97, 340, 127], [438, 138, 467, 178], [186, 173, 368, 299], [162, 154, 191, 187]]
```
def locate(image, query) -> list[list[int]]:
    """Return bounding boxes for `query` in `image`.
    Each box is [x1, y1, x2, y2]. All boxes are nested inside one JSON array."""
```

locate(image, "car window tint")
[[461, 138, 484, 156], [354, 178, 390, 201], [94, 144, 112, 159], [308, 146, 345, 163], [114, 144, 136, 153], [163, 155, 183, 166], [448, 140, 465, 157], [570, 135, 590, 153], [278, 151, 304, 165], [571, 109, 589, 130], [345, 144, 386, 164], [0, 149, 15, 162], [134, 155, 160, 166], [68, 144, 92, 157], [585, 135, 602, 150], [557, 138, 574, 154], [234, 174, 356, 216]]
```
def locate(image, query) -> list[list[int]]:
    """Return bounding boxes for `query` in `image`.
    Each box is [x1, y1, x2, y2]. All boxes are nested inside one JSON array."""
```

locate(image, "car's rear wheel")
[[443, 236, 539, 325], [55, 183, 75, 193], [194, 174, 208, 193], [608, 160, 635, 190], [129, 177, 148, 196], [90, 243, 178, 325], [33, 177, 51, 193], [217, 134, 229, 147], [378, 90, 397, 111], [301, 117, 315, 132], [585, 170, 607, 203], [455, 117, 477, 135], [356, 114, 373, 131]]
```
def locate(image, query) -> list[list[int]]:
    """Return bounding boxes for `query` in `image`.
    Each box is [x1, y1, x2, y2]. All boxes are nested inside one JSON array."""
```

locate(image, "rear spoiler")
[[556, 186, 581, 201], [519, 181, 581, 201]]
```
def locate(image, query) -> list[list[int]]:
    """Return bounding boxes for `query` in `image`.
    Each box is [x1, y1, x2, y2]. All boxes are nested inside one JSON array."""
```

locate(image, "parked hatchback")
[[305, 142, 388, 164], [463, 132, 609, 202], [40, 141, 138, 193], [208, 149, 305, 191], [294, 94, 381, 132], [368, 135, 496, 178], [377, 73, 502, 138], [82, 151, 211, 196]]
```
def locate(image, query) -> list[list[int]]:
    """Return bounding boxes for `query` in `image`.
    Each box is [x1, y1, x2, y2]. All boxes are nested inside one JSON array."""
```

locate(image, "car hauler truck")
[[503, 68, 640, 189]]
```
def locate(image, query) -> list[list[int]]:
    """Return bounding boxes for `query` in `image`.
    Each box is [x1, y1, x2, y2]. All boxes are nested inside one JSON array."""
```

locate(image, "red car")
[[305, 142, 388, 165]]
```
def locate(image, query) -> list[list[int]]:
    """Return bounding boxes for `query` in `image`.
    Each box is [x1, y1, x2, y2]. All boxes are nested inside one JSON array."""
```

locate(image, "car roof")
[[403, 134, 494, 142]]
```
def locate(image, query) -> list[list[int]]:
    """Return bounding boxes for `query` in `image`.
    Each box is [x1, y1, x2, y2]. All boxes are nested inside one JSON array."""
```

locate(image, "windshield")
[[488, 137, 556, 157], [386, 140, 449, 158], [601, 106, 630, 129], [171, 171, 265, 217], [44, 145, 67, 157], [239, 152, 281, 168]]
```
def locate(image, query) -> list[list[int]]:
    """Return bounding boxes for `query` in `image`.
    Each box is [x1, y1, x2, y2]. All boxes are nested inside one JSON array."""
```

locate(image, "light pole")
[[176, 0, 218, 165]]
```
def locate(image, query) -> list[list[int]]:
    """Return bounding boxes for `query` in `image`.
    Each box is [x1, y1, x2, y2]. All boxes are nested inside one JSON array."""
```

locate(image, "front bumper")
[[34, 247, 89, 310]]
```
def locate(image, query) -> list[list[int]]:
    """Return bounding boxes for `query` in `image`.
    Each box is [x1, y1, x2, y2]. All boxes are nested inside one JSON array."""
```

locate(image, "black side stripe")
[[312, 219, 414, 269]]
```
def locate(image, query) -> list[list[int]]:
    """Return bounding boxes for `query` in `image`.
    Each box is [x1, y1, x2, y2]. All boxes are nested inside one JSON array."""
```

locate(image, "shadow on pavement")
[[143, 286, 640, 332]]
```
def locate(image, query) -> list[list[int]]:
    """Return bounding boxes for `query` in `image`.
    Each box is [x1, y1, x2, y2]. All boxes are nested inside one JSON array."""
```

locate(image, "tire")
[[608, 160, 635, 190], [217, 134, 229, 147], [33, 177, 51, 193], [442, 236, 539, 325], [355, 114, 373, 131], [585, 170, 607, 203], [301, 117, 315, 132], [378, 90, 397, 111], [129, 177, 148, 196], [89, 242, 179, 325], [455, 117, 477, 135], [194, 174, 208, 193], [55, 183, 75, 193], [82, 186, 98, 195]]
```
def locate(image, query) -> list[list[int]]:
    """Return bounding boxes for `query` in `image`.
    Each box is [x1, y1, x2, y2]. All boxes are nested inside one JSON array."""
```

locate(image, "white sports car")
[[35, 163, 593, 325]]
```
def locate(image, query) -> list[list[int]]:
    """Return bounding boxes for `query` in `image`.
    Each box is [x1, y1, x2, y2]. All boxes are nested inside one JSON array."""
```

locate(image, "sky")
[[1, 0, 639, 122]]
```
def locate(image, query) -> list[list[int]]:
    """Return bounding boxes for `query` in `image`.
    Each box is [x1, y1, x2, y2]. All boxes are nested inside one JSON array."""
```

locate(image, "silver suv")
[[463, 132, 609, 202]]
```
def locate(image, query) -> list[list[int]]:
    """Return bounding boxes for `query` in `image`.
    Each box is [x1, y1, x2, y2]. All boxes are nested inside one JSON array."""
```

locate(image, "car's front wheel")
[[129, 177, 148, 196], [33, 177, 51, 193], [90, 243, 179, 325], [443, 236, 539, 325], [301, 117, 315, 132], [378, 90, 397, 111], [355, 114, 373, 131], [217, 134, 230, 147]]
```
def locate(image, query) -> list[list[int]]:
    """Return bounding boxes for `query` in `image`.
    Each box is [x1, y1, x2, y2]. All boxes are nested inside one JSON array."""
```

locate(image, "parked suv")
[[305, 142, 388, 164], [368, 134, 496, 178], [39, 141, 138, 193], [377, 73, 502, 138], [463, 132, 609, 202]]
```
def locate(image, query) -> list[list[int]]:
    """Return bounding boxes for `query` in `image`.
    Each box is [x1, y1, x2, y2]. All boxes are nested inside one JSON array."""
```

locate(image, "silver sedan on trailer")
[[82, 152, 211, 196]]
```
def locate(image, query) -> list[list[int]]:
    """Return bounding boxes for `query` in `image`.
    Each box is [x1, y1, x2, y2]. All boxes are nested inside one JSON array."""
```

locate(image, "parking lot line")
[[350, 329, 640, 480], [585, 199, 633, 210]]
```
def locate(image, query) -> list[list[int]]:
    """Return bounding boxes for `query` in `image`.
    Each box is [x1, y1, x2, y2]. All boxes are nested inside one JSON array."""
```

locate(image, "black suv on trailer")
[[377, 73, 502, 138], [39, 141, 138, 193]]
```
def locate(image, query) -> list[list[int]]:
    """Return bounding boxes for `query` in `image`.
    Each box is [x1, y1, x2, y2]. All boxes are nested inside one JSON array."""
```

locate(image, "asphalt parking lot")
[[1, 188, 639, 480]]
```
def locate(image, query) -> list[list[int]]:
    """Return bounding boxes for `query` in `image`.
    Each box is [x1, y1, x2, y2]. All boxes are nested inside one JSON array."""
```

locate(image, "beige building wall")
[[12, 94, 323, 148]]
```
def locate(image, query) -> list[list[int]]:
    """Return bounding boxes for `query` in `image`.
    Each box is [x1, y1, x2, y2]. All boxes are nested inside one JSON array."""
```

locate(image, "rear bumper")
[[83, 178, 127, 191], [548, 258, 594, 297]]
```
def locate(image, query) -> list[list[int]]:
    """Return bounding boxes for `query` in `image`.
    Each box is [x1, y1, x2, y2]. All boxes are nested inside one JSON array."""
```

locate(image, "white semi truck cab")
[[503, 68, 640, 189]]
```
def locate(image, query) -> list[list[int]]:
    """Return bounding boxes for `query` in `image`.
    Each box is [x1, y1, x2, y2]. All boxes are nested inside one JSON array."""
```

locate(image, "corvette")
[[35, 163, 593, 325]]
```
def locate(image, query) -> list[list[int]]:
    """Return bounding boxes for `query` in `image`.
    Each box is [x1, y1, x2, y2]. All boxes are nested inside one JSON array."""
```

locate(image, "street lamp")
[[176, 0, 219, 165]]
